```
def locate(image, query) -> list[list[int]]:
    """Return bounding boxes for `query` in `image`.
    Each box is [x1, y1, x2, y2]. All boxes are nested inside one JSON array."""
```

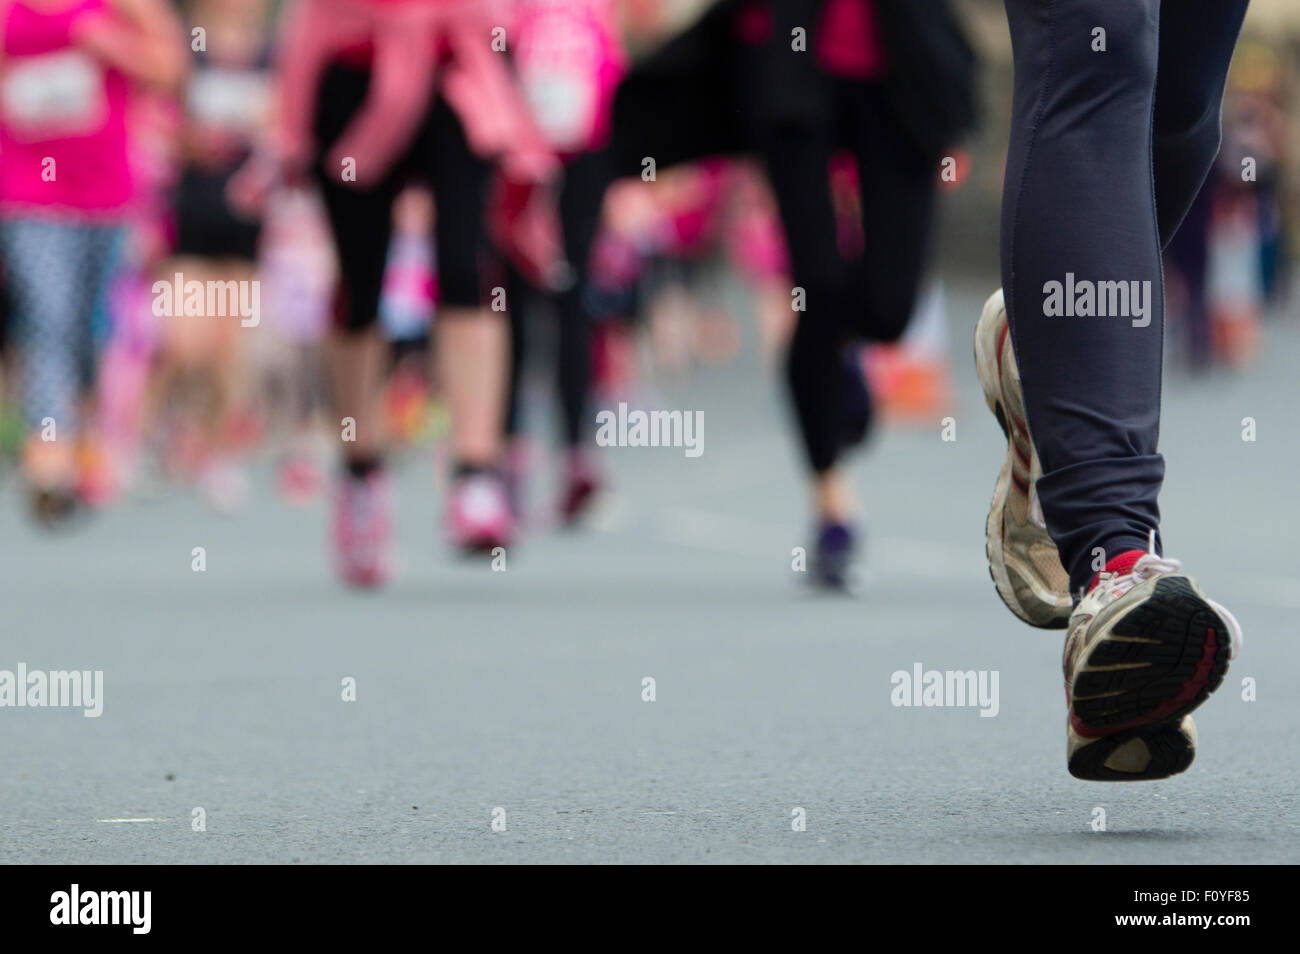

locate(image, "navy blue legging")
[[1000, 0, 1249, 595]]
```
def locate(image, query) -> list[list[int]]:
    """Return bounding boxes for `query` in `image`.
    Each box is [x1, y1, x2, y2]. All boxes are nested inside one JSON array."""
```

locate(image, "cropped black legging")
[[764, 80, 938, 475], [312, 63, 492, 332], [505, 148, 613, 448], [1001, 0, 1249, 594]]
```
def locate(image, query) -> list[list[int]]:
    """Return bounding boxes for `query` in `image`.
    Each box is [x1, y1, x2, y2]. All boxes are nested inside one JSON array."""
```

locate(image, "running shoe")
[[809, 521, 857, 592], [447, 470, 513, 554], [1064, 535, 1241, 781], [974, 290, 1072, 628], [558, 449, 601, 527], [22, 436, 81, 529], [29, 486, 81, 529], [331, 468, 394, 587]]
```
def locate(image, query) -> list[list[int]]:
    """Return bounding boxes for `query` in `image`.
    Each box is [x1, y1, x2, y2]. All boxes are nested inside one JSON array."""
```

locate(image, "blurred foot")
[[22, 435, 80, 529], [557, 449, 601, 527], [332, 465, 394, 588], [447, 469, 513, 554], [28, 485, 81, 530], [809, 521, 857, 592]]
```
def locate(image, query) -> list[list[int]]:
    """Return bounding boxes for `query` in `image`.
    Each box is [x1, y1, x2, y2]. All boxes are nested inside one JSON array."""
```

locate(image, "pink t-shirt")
[[0, 0, 132, 216]]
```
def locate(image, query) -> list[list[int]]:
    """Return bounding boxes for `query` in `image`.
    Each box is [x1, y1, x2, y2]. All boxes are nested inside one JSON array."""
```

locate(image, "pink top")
[[817, 0, 884, 80], [0, 0, 132, 217], [513, 0, 627, 157], [276, 0, 557, 187]]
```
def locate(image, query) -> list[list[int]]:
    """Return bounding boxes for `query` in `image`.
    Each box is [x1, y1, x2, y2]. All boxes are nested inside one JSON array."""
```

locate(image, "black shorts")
[[311, 63, 493, 332], [173, 167, 262, 262]]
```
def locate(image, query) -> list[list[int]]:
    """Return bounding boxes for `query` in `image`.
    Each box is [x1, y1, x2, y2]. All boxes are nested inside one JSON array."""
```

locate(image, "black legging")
[[312, 63, 492, 332], [1001, 0, 1249, 594], [505, 148, 613, 448], [764, 80, 938, 475]]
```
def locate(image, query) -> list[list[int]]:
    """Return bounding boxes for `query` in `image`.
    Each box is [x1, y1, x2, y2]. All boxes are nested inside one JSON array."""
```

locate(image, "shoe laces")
[[1096, 531, 1242, 660]]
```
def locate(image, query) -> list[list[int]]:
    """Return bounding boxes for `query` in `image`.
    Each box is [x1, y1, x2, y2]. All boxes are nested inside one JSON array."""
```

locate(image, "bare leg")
[[327, 327, 386, 462], [437, 307, 507, 468]]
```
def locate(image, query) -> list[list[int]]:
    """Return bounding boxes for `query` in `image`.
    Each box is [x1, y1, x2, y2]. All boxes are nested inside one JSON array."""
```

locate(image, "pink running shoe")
[[447, 471, 514, 554], [332, 469, 394, 587]]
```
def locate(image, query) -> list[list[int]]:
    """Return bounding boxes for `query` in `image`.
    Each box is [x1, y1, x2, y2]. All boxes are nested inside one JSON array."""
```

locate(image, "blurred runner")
[[152, 0, 271, 512], [0, 0, 185, 524], [258, 184, 334, 504], [504, 0, 625, 527], [265, 0, 558, 586], [978, 0, 1246, 780], [612, 0, 974, 589]]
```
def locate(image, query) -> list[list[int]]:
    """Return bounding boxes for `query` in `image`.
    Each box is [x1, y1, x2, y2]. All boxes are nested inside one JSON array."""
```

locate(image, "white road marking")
[[97, 818, 160, 823]]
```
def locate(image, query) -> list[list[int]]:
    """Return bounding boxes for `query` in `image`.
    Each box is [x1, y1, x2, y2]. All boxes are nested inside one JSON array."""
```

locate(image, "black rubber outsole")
[[1067, 721, 1196, 782], [1071, 576, 1231, 731]]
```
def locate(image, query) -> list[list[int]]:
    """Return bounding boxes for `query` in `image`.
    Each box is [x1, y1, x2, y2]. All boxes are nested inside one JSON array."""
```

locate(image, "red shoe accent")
[[1087, 548, 1146, 593]]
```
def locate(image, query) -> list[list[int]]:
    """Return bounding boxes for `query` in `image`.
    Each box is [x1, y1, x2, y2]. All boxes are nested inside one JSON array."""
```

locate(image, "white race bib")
[[187, 68, 269, 132], [2, 49, 107, 141], [522, 67, 597, 152]]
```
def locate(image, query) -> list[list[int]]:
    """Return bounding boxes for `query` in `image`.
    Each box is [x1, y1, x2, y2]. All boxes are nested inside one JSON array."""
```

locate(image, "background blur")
[[1, 0, 1296, 864]]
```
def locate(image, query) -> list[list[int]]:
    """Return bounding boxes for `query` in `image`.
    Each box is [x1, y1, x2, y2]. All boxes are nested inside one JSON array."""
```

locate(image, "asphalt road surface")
[[1, 280, 1296, 864]]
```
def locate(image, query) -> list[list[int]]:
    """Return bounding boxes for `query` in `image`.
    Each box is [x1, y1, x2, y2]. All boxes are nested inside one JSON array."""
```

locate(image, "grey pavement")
[[1, 279, 1296, 864]]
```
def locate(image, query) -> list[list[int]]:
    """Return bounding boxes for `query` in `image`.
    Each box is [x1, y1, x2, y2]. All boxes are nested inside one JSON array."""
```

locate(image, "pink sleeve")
[[324, 15, 435, 185], [275, 0, 335, 171]]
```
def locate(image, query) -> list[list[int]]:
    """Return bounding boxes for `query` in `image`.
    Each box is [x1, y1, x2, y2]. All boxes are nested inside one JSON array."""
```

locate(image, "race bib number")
[[2, 50, 107, 141]]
